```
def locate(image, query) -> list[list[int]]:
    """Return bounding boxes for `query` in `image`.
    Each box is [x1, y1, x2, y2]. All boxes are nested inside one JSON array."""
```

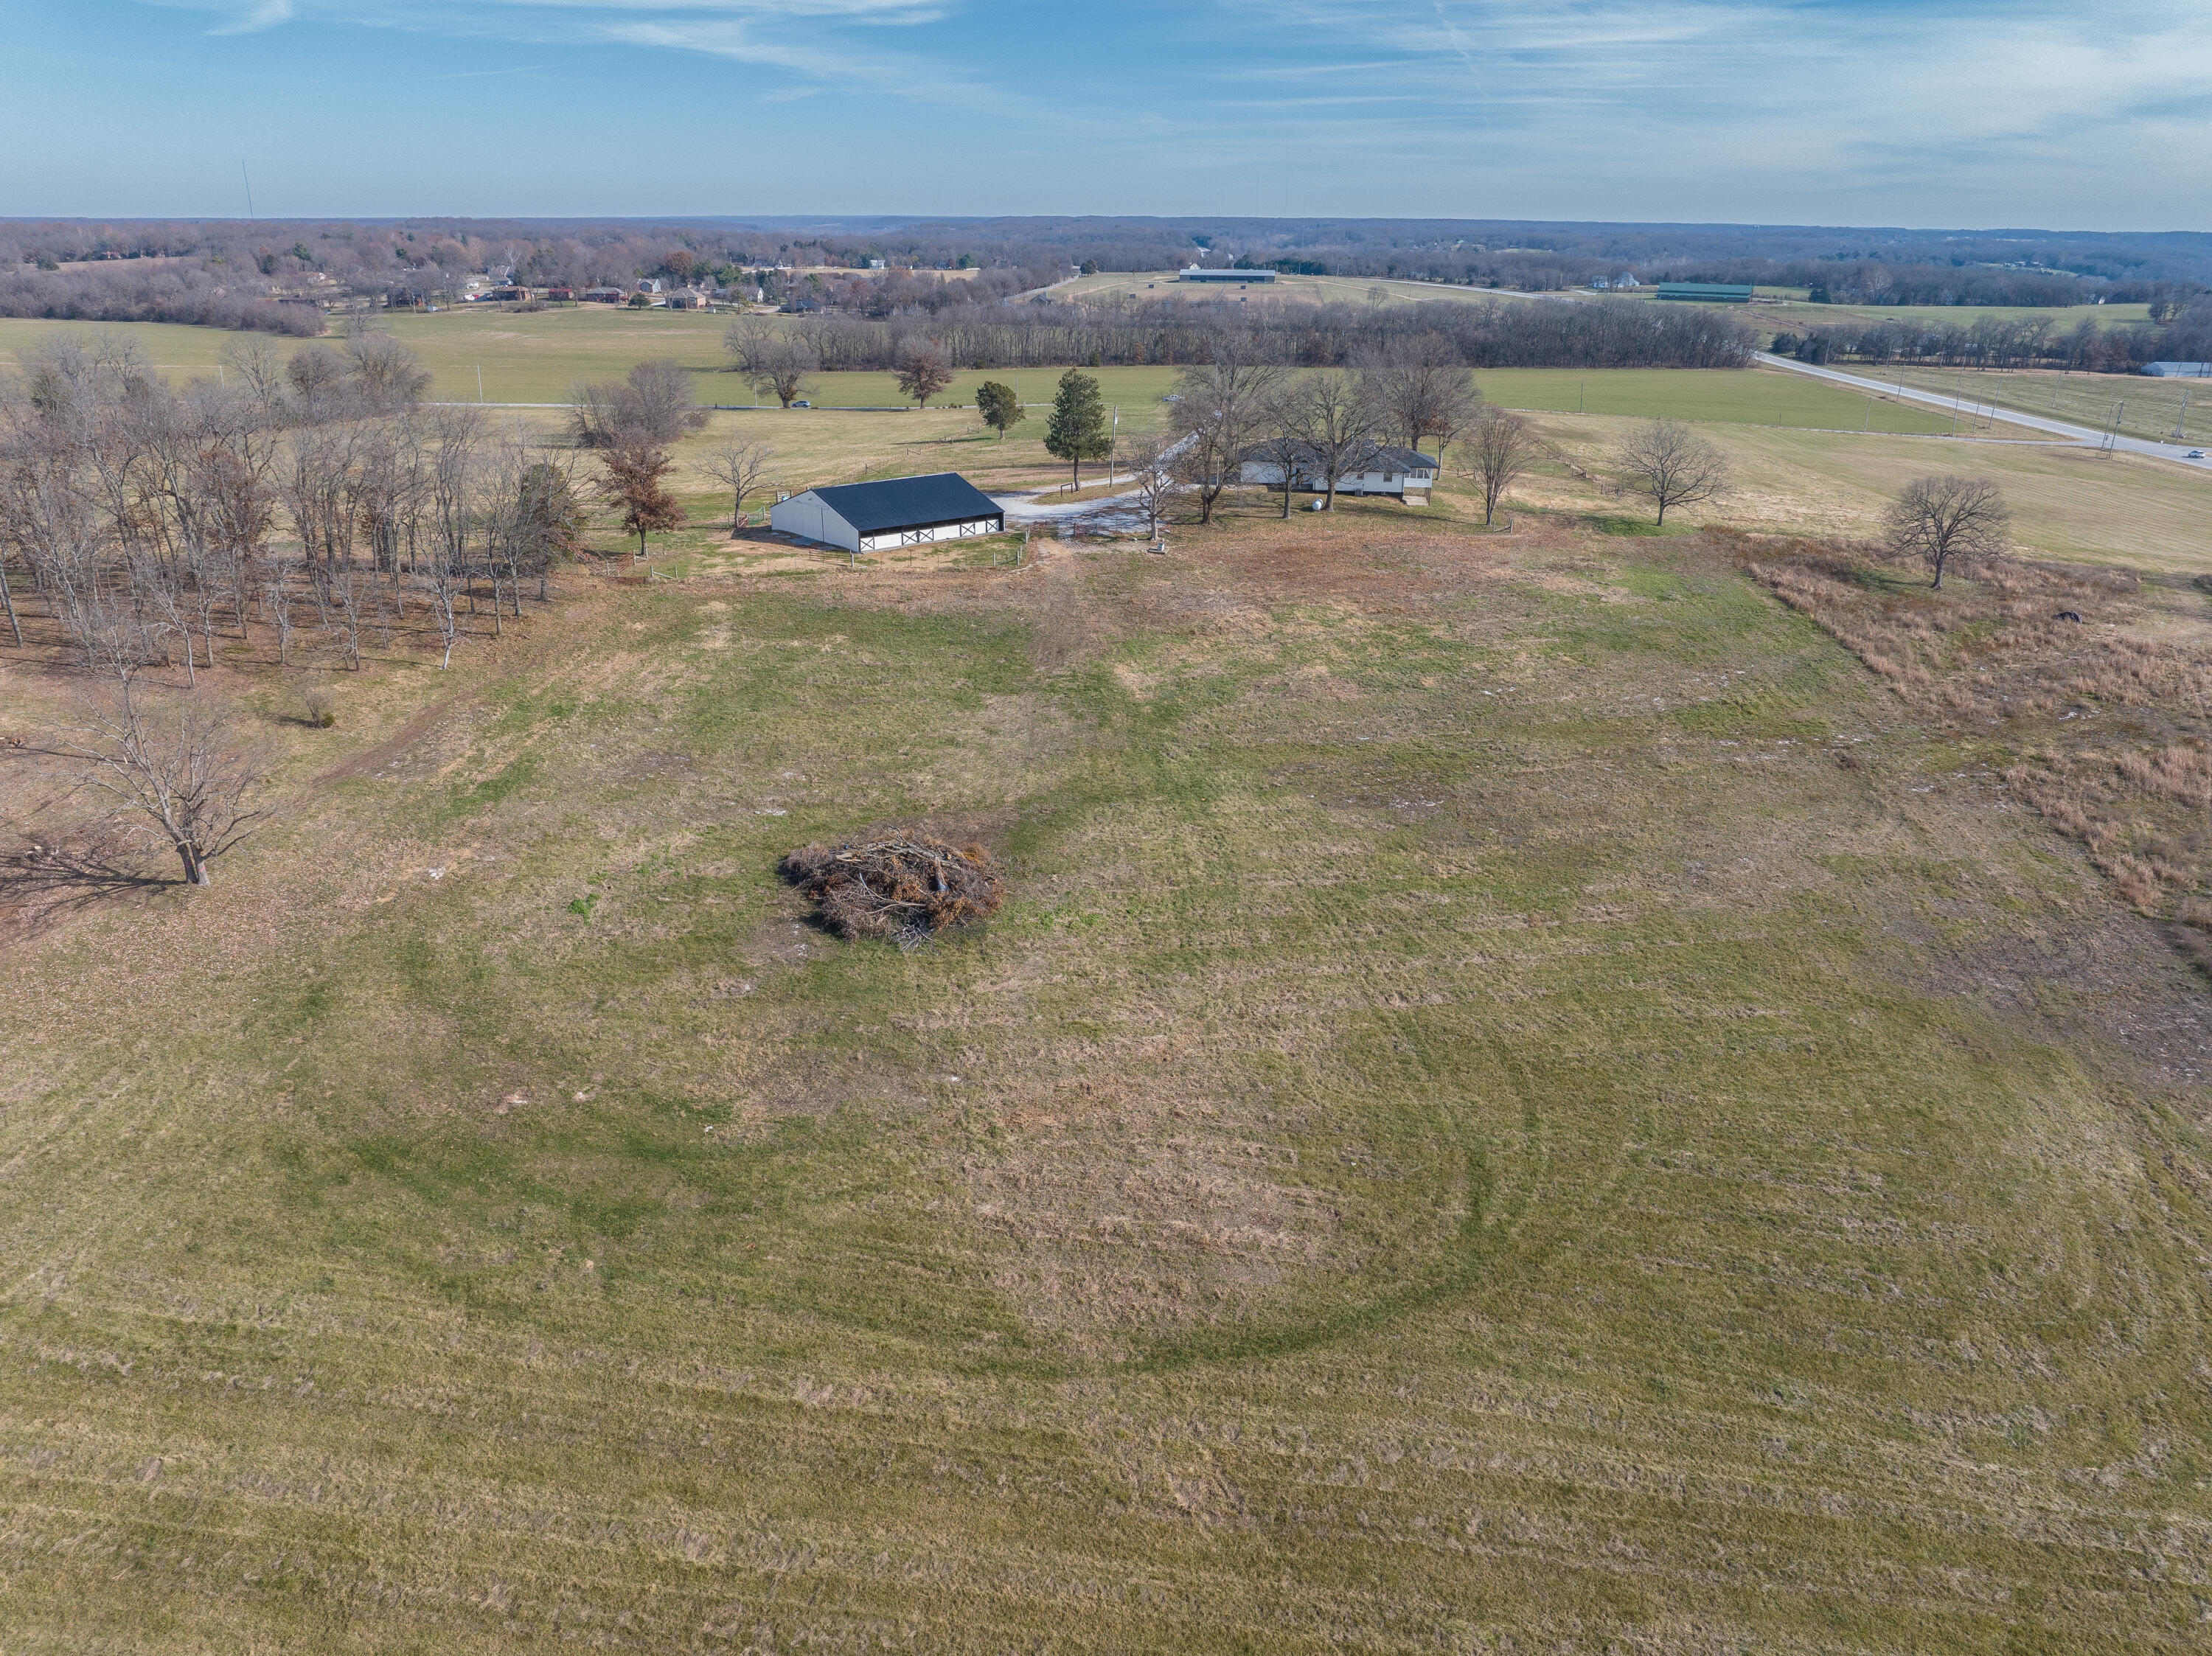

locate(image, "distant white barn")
[[770, 473, 1005, 554], [2143, 361, 2212, 378]]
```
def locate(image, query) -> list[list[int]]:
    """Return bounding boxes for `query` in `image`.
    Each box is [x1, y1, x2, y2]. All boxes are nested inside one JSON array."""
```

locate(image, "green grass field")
[[1852, 364, 2209, 446], [1620, 294, 2154, 333], [4, 515, 2211, 1652], [1, 314, 1959, 436]]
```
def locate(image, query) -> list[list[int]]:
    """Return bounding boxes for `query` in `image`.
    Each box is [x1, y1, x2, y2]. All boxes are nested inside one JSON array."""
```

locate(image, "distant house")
[[581, 286, 626, 304], [1655, 282, 1753, 303], [2143, 361, 2212, 378], [543, 286, 574, 303], [1178, 265, 1276, 284], [771, 473, 1005, 554], [639, 278, 664, 294], [1613, 273, 1641, 289], [663, 290, 709, 310], [485, 285, 529, 302], [1240, 442, 1440, 504]]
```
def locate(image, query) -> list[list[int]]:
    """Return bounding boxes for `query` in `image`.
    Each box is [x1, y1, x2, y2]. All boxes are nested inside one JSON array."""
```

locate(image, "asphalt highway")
[[1755, 352, 2212, 471]]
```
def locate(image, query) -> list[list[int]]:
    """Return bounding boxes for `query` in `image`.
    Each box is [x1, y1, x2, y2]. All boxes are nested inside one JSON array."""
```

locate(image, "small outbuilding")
[[771, 473, 1005, 554], [2143, 361, 2212, 378]]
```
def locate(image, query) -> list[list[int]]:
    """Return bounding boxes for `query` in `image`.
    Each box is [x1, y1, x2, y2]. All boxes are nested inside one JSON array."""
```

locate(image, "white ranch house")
[[770, 473, 1005, 555], [1239, 442, 1441, 504]]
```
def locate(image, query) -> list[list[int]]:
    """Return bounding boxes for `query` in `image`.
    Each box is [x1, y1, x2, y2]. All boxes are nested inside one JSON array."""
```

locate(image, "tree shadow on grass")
[[0, 827, 175, 933]]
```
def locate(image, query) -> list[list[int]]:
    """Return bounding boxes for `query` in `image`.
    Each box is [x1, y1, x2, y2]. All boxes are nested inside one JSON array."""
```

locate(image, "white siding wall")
[[856, 517, 1001, 553], [772, 495, 1001, 554], [768, 492, 860, 552], [1239, 462, 1433, 498]]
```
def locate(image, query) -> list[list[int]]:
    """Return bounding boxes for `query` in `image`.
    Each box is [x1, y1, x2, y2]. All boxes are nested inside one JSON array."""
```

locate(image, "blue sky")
[[2, 1, 2205, 228]]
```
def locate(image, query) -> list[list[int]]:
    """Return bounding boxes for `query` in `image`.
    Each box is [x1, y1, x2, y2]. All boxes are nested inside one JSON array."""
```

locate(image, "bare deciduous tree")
[[343, 330, 433, 413], [1249, 384, 1312, 520], [1466, 404, 1535, 526], [703, 442, 774, 535], [285, 343, 351, 422], [893, 338, 954, 408], [566, 361, 706, 449], [1614, 419, 1729, 527], [30, 680, 267, 886], [1120, 432, 1179, 537], [1168, 351, 1282, 523], [1285, 372, 1378, 511], [1354, 333, 1481, 462], [725, 324, 820, 409], [1885, 475, 2011, 588]]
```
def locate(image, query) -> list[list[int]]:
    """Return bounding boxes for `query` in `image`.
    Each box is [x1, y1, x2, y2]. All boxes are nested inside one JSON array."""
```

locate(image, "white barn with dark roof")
[[770, 473, 1005, 554]]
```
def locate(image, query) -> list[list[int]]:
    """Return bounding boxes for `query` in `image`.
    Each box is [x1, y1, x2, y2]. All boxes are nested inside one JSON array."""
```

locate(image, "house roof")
[[807, 473, 1003, 535], [1245, 440, 1439, 473]]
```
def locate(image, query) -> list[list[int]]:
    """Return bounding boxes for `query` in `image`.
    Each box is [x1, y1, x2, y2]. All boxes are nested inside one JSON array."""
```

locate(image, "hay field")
[[1458, 413, 2210, 573], [4, 504, 2212, 1652]]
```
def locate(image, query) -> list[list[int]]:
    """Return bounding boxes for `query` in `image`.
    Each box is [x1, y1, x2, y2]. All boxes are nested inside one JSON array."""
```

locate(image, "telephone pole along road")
[[1756, 352, 2212, 471]]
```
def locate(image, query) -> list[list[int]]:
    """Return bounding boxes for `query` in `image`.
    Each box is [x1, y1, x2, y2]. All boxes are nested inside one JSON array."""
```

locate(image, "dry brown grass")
[[1733, 526, 2212, 925]]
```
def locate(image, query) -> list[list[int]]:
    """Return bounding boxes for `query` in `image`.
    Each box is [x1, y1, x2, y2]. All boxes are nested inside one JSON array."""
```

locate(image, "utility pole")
[[2171, 385, 2192, 444], [476, 364, 484, 405]]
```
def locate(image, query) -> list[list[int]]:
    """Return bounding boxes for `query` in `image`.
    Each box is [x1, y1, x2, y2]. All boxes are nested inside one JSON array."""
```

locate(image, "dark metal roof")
[[1655, 282, 1753, 302], [808, 473, 1004, 535]]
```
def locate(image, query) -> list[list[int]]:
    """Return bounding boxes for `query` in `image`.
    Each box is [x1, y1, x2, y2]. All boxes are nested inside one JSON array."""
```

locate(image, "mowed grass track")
[[3, 521, 2211, 1652]]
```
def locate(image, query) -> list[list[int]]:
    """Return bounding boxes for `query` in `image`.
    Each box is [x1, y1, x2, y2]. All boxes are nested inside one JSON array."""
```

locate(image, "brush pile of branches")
[[780, 833, 1004, 949]]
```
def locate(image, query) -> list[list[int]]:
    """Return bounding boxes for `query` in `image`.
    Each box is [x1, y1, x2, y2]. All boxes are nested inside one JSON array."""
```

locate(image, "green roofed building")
[[1655, 282, 1754, 303]]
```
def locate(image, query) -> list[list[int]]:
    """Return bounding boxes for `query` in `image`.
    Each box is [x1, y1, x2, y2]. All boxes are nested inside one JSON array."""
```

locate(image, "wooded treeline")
[[0, 263, 326, 336], [1773, 297, 2212, 372], [0, 330, 580, 680], [751, 296, 1757, 374]]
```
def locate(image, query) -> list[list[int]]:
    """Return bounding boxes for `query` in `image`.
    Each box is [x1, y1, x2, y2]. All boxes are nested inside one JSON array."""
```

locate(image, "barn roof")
[[809, 473, 1002, 535]]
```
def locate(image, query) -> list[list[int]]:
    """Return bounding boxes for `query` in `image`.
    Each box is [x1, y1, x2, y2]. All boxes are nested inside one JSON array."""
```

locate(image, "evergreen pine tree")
[[1043, 369, 1112, 487]]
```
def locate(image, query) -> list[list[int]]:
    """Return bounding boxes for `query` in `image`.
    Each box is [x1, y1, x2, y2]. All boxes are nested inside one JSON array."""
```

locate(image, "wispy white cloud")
[[208, 0, 295, 30], [150, 0, 959, 80], [126, 1, 2212, 223], [1198, 1, 2212, 218]]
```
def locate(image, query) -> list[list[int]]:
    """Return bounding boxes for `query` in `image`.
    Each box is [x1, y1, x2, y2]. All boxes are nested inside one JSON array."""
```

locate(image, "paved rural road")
[[1756, 352, 2212, 471]]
